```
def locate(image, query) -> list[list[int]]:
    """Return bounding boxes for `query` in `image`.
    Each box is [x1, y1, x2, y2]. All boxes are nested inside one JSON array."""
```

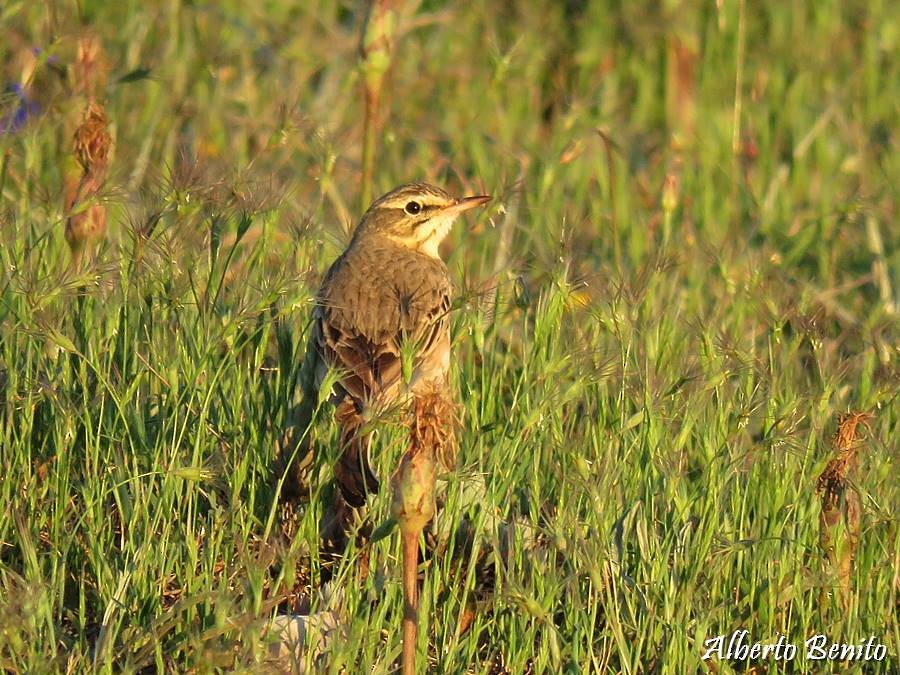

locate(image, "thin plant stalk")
[[391, 387, 453, 674], [359, 0, 396, 212], [400, 529, 421, 675]]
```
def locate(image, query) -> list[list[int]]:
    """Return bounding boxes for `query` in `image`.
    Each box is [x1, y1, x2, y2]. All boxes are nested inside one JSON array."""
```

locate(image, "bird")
[[276, 182, 489, 672], [285, 182, 489, 509]]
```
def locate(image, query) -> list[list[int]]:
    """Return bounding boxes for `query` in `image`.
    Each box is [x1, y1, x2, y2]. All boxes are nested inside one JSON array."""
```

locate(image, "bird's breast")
[[320, 240, 451, 344]]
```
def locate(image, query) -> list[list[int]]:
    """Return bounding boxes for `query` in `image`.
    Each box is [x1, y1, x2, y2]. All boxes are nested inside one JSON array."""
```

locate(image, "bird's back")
[[312, 235, 452, 405]]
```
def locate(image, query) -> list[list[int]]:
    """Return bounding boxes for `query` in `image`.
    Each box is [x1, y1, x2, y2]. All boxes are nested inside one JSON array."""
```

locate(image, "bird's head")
[[354, 182, 491, 258]]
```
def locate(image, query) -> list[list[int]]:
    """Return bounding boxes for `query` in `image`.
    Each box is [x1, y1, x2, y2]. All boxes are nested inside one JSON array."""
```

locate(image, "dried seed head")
[[73, 102, 112, 176], [832, 411, 873, 453], [65, 101, 113, 266], [410, 386, 458, 471], [815, 411, 872, 609], [816, 411, 874, 504], [77, 34, 107, 99], [390, 386, 457, 534]]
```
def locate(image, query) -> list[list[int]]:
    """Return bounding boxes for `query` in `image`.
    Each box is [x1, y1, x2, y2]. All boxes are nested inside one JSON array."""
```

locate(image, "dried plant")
[[75, 33, 108, 101], [358, 0, 396, 211], [391, 386, 456, 675], [64, 36, 113, 269], [64, 102, 112, 268], [815, 411, 873, 609]]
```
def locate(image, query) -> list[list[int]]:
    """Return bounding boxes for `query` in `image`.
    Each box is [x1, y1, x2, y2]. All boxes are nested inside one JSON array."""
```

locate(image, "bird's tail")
[[319, 400, 379, 563], [333, 400, 380, 509]]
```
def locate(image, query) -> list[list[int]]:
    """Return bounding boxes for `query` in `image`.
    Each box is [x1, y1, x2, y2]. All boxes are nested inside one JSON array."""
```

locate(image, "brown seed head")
[[390, 386, 458, 534], [73, 102, 112, 177], [65, 101, 112, 266], [816, 410, 874, 502]]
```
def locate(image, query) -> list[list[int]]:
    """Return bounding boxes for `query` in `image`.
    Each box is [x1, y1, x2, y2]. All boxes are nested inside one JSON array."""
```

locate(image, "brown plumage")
[[315, 237, 452, 503], [278, 182, 489, 522], [276, 183, 489, 674]]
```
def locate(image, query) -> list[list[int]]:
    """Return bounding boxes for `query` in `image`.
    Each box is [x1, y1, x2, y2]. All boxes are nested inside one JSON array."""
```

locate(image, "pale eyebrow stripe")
[[379, 194, 446, 210]]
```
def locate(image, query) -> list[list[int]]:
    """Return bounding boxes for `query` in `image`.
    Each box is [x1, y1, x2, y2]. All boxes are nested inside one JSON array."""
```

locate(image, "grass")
[[1, 1, 897, 672]]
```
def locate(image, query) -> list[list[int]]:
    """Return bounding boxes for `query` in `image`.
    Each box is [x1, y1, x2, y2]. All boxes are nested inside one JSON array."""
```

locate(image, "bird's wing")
[[313, 248, 451, 405]]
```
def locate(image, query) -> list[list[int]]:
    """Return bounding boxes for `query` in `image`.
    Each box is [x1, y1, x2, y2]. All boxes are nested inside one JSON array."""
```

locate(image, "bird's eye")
[[405, 201, 422, 215]]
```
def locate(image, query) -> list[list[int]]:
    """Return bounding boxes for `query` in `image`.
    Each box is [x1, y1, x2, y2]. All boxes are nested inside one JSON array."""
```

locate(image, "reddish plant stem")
[[401, 528, 419, 675]]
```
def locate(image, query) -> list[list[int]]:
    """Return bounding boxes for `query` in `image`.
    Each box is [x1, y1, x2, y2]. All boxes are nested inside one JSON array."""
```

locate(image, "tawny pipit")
[[280, 183, 490, 538]]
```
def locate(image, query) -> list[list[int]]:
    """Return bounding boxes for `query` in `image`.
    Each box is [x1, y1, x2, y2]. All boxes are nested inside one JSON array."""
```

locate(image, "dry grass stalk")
[[76, 34, 108, 101], [665, 32, 697, 148], [391, 386, 456, 675], [65, 102, 112, 268], [358, 0, 396, 211], [815, 411, 873, 609], [64, 36, 113, 269]]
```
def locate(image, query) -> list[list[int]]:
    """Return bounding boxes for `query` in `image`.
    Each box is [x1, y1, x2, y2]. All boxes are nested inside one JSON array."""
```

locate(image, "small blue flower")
[[1, 82, 41, 134]]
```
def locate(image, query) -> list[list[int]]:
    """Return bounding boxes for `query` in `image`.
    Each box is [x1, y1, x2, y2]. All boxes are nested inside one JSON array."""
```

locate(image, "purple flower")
[[1, 82, 40, 134]]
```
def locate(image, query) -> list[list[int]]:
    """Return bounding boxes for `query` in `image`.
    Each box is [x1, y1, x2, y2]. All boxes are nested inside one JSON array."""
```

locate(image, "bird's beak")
[[443, 194, 491, 216]]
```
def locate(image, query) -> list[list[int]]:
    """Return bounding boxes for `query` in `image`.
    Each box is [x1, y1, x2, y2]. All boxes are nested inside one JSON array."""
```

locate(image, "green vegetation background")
[[1, 1, 897, 672]]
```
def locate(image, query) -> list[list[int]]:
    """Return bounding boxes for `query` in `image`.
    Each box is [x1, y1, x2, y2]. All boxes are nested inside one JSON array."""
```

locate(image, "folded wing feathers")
[[312, 244, 451, 406]]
